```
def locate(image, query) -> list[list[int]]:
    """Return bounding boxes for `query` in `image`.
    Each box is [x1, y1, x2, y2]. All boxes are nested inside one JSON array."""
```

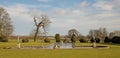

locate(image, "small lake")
[[45, 43, 73, 49]]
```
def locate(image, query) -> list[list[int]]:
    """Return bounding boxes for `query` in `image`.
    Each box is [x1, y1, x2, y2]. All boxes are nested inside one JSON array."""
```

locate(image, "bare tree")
[[99, 28, 107, 41], [89, 30, 96, 48], [33, 15, 51, 42], [0, 7, 13, 37], [89, 28, 107, 42], [109, 31, 120, 39]]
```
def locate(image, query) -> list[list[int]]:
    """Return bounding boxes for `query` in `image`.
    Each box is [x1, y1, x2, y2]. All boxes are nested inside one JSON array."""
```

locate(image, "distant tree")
[[44, 37, 50, 43], [0, 36, 8, 42], [78, 35, 88, 43], [90, 38, 100, 43], [95, 38, 100, 43], [89, 28, 107, 43], [78, 35, 84, 40], [79, 38, 88, 43], [0, 7, 13, 37], [104, 36, 111, 43], [89, 30, 96, 47], [109, 31, 120, 39], [99, 28, 107, 42], [109, 32, 115, 39], [68, 29, 79, 38], [90, 38, 95, 43], [63, 35, 69, 43], [71, 34, 76, 43], [55, 34, 61, 42], [111, 36, 120, 44], [22, 39, 29, 43], [33, 15, 51, 42], [86, 35, 92, 42]]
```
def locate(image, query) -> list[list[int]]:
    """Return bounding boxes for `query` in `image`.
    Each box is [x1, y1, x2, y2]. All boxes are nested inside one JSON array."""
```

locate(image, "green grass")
[[0, 39, 55, 48], [0, 40, 120, 58]]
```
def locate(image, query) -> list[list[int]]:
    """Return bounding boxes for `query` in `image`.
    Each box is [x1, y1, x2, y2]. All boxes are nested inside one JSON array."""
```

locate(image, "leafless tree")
[[33, 15, 51, 42], [89, 28, 108, 42], [109, 31, 120, 39], [0, 7, 13, 37], [99, 28, 107, 40], [109, 32, 114, 39]]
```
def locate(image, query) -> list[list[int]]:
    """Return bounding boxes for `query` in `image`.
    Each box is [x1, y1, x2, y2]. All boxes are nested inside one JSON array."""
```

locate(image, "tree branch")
[[33, 17, 38, 27]]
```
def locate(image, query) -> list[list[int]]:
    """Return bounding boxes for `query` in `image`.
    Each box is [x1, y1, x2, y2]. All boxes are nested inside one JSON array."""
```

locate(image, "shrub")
[[90, 38, 95, 43], [0, 36, 8, 42], [111, 36, 120, 44], [55, 34, 61, 42], [104, 37, 111, 43], [79, 38, 88, 43], [90, 38, 100, 43], [95, 38, 100, 43], [22, 39, 29, 43], [44, 37, 50, 43]]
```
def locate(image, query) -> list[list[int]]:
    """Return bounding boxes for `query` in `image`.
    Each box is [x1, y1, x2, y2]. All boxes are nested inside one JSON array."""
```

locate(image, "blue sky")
[[0, 0, 120, 36]]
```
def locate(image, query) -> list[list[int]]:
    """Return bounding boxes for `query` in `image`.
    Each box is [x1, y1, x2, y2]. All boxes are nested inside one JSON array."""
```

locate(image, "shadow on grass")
[[101, 43, 120, 46]]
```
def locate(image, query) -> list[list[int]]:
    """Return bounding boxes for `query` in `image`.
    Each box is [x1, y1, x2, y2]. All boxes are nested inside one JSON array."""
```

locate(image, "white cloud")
[[72, 10, 80, 14], [5, 4, 31, 20], [93, 11, 118, 19], [56, 9, 68, 15], [55, 9, 86, 16], [66, 19, 76, 24], [80, 1, 89, 7], [93, 0, 114, 10]]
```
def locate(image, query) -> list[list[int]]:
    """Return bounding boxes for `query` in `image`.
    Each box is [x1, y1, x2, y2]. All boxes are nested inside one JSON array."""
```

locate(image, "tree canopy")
[[0, 7, 13, 37]]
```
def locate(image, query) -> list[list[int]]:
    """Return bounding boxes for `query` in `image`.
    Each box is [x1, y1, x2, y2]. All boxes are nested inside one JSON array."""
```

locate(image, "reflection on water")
[[45, 43, 73, 49]]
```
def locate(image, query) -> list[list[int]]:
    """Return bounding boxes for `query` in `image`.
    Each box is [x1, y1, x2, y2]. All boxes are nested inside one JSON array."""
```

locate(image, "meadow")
[[0, 39, 120, 58]]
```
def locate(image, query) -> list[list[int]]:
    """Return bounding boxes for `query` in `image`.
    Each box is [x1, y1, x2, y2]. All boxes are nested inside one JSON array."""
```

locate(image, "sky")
[[0, 0, 120, 36]]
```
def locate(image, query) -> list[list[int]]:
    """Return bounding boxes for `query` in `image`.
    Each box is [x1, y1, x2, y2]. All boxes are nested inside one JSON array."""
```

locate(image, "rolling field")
[[0, 40, 120, 58]]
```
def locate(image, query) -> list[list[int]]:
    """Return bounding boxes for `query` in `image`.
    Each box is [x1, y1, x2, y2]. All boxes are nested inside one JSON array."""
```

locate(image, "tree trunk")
[[34, 25, 40, 42]]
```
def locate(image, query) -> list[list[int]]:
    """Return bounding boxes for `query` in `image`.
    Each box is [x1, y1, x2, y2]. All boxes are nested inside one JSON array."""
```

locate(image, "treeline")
[[66, 28, 120, 44]]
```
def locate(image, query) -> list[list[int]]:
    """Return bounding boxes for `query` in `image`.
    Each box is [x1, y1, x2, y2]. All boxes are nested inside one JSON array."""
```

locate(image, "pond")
[[45, 43, 73, 49], [21, 43, 109, 49]]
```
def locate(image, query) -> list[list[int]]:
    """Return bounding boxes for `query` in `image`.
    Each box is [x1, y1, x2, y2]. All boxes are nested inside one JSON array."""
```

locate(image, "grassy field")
[[0, 40, 120, 58]]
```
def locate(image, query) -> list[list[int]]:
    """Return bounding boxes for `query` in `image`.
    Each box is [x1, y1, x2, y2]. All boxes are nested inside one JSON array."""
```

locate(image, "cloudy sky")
[[0, 0, 120, 36]]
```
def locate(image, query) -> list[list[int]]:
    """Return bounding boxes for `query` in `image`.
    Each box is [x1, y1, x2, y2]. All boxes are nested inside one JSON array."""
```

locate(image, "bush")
[[22, 39, 29, 43], [104, 37, 111, 43], [111, 36, 120, 44], [95, 38, 100, 43], [55, 34, 61, 42], [79, 38, 88, 43], [90, 38, 100, 43], [0, 37, 8, 42], [44, 37, 50, 43], [90, 38, 95, 43]]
